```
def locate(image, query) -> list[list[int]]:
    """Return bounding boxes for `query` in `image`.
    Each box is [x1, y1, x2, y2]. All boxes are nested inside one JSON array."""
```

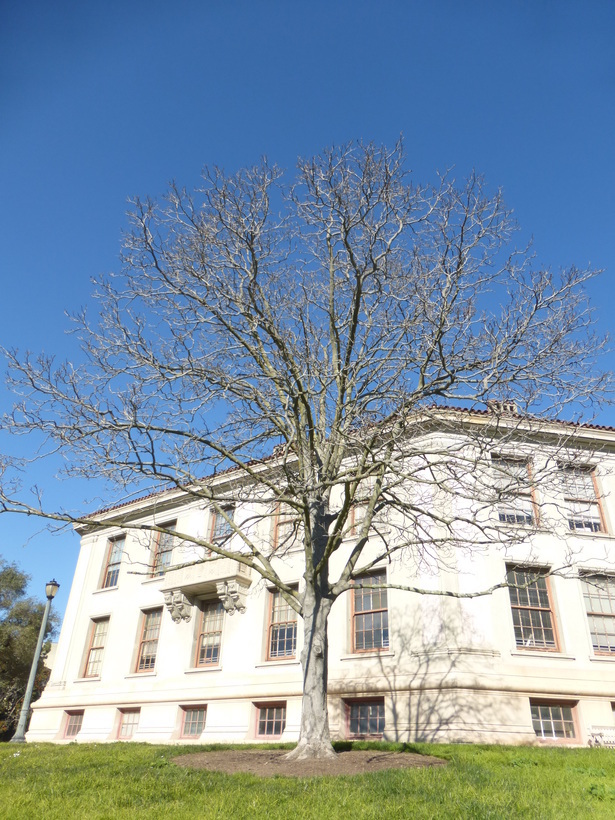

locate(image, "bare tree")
[[2, 142, 610, 758]]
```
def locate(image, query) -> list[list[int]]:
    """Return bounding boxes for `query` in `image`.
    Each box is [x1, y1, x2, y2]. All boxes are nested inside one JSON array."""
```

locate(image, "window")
[[135, 609, 162, 672], [64, 711, 83, 738], [267, 589, 297, 660], [83, 617, 109, 678], [117, 709, 140, 739], [492, 455, 535, 525], [559, 465, 604, 533], [530, 701, 576, 740], [195, 601, 224, 667], [347, 699, 385, 737], [181, 706, 206, 738], [581, 574, 615, 654], [210, 507, 234, 542], [353, 571, 389, 652], [256, 703, 286, 737], [272, 503, 298, 551], [507, 567, 558, 650], [101, 537, 124, 588], [152, 523, 176, 576]]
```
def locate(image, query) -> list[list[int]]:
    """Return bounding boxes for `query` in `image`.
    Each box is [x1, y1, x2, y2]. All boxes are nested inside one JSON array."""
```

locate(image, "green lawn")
[[1, 741, 615, 819]]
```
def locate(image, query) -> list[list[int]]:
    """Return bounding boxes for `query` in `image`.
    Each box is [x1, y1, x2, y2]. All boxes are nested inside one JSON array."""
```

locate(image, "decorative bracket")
[[216, 579, 248, 615], [164, 590, 193, 623]]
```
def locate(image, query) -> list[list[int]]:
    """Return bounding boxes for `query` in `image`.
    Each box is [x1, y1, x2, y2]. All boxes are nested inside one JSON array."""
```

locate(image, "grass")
[[1, 741, 615, 819]]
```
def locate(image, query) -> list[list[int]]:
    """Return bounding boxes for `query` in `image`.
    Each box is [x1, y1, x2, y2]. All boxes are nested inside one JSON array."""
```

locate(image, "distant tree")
[[0, 559, 57, 741], [2, 142, 609, 757]]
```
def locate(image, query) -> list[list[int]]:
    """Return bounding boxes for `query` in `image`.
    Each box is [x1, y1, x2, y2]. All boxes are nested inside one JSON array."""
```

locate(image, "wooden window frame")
[[581, 574, 615, 655], [180, 705, 207, 738], [272, 503, 299, 551], [134, 608, 162, 673], [266, 588, 298, 661], [492, 455, 537, 526], [82, 617, 109, 678], [194, 600, 224, 667], [209, 507, 234, 543], [529, 699, 578, 742], [559, 465, 605, 533], [64, 710, 84, 739], [100, 536, 124, 589], [506, 567, 560, 651], [352, 570, 389, 653], [117, 708, 140, 740], [255, 702, 287, 738], [345, 698, 385, 739], [151, 522, 176, 577]]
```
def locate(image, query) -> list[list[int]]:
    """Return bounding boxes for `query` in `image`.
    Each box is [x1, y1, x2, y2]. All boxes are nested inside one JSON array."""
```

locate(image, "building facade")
[[27, 414, 615, 746]]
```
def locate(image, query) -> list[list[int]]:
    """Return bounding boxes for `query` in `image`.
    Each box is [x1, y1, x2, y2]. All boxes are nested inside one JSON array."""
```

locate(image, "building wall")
[[27, 434, 615, 746]]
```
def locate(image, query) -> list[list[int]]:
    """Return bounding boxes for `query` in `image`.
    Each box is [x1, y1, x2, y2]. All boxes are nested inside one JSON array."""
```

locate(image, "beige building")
[[27, 413, 615, 747]]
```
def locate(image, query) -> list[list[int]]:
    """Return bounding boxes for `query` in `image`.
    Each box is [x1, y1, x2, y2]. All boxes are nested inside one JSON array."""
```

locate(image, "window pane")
[[268, 591, 297, 659], [137, 610, 162, 671], [530, 702, 575, 740], [196, 601, 224, 666], [84, 618, 109, 677], [507, 569, 557, 650], [582, 575, 615, 653], [257, 705, 286, 736], [182, 707, 206, 737], [65, 712, 83, 737], [118, 710, 140, 739], [102, 537, 124, 588], [349, 701, 385, 736], [353, 573, 389, 651]]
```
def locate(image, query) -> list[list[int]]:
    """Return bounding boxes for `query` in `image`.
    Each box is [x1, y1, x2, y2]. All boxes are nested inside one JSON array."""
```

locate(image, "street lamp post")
[[10, 579, 60, 744]]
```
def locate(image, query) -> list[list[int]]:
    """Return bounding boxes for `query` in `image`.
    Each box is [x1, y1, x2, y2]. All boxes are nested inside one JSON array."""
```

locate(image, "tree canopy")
[[2, 142, 609, 756], [0, 559, 57, 741]]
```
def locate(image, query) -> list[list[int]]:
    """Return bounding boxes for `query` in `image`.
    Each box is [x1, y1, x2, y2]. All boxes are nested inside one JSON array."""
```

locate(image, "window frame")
[[255, 702, 287, 739], [491, 454, 537, 527], [352, 570, 389, 653], [345, 698, 385, 739], [272, 503, 299, 551], [581, 574, 615, 655], [151, 522, 176, 577], [134, 608, 163, 673], [266, 588, 298, 661], [559, 464, 605, 533], [82, 616, 110, 678], [194, 600, 225, 667], [64, 710, 84, 739], [506, 566, 560, 652], [180, 705, 207, 739], [117, 708, 140, 740], [209, 506, 235, 543], [100, 536, 124, 589], [529, 699, 578, 742]]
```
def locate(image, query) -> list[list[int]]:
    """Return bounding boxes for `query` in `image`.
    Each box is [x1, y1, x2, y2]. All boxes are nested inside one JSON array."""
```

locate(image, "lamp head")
[[45, 579, 60, 600]]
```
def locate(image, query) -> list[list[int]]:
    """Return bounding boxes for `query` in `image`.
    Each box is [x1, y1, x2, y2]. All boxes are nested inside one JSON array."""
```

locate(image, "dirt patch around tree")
[[173, 749, 447, 779]]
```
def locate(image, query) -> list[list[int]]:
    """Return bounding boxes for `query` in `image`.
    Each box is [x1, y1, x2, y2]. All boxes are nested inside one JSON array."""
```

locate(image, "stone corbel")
[[164, 590, 193, 623], [216, 580, 248, 615]]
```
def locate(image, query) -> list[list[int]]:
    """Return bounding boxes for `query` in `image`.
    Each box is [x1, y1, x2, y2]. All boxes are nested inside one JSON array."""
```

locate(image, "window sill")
[[566, 530, 612, 539], [73, 676, 101, 683], [340, 651, 395, 661], [124, 672, 157, 678], [141, 576, 165, 585], [93, 586, 118, 594], [184, 666, 223, 674], [589, 654, 615, 662], [254, 659, 301, 668], [510, 650, 576, 661]]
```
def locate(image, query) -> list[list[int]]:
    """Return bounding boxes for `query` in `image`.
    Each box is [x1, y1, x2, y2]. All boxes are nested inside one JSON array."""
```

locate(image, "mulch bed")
[[173, 749, 447, 778]]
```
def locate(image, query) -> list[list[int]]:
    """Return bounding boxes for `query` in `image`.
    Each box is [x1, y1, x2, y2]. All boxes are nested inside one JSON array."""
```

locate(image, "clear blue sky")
[[1, 0, 614, 617]]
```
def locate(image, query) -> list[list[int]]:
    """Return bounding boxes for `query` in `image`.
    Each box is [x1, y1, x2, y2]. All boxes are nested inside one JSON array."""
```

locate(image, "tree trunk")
[[285, 588, 336, 760]]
